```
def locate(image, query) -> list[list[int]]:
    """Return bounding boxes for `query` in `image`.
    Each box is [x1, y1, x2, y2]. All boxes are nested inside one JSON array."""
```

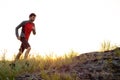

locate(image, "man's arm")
[[15, 21, 25, 39], [32, 24, 36, 35]]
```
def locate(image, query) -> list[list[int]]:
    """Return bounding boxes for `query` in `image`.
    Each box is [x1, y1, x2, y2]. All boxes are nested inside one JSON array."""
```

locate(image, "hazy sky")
[[0, 0, 120, 60]]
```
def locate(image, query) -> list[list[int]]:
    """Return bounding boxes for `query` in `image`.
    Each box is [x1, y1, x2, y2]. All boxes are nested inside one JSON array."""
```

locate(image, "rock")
[[72, 49, 120, 79], [15, 48, 120, 80], [15, 72, 43, 80]]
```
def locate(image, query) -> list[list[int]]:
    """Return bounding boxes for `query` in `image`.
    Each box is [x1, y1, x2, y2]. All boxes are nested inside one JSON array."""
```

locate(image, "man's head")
[[29, 13, 36, 22]]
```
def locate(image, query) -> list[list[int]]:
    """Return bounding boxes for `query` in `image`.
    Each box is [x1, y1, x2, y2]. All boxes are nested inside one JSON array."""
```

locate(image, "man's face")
[[29, 16, 36, 22]]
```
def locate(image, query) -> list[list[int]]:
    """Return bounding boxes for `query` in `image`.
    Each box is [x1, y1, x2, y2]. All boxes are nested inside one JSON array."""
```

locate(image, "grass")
[[100, 41, 120, 56], [0, 41, 119, 80], [0, 51, 79, 80], [100, 41, 117, 52]]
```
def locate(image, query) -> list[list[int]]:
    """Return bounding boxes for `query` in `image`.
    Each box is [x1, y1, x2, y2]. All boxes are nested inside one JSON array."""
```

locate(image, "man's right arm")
[[15, 21, 25, 39]]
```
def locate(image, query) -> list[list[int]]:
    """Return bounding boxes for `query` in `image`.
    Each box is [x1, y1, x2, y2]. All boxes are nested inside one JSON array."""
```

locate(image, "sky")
[[0, 0, 120, 60]]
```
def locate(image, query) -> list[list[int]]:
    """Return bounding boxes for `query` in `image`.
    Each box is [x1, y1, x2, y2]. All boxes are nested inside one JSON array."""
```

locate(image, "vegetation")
[[0, 51, 78, 80], [100, 41, 117, 52], [0, 41, 120, 80]]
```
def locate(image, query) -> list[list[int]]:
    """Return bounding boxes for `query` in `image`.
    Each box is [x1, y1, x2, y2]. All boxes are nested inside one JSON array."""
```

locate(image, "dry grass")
[[0, 41, 118, 80], [0, 51, 78, 80]]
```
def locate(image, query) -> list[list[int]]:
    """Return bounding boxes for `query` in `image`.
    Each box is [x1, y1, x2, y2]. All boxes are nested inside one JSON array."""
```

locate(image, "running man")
[[15, 13, 36, 60]]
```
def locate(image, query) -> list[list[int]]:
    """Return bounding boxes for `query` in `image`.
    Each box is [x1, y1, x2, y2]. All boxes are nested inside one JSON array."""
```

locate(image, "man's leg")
[[24, 47, 31, 59], [15, 51, 22, 60], [18, 37, 31, 60], [15, 43, 25, 61]]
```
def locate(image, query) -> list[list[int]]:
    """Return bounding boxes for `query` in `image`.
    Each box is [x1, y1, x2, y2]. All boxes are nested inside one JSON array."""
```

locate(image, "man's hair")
[[29, 13, 36, 17]]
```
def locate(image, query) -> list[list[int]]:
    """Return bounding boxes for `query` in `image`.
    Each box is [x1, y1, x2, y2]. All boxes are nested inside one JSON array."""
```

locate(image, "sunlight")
[[0, 0, 120, 60]]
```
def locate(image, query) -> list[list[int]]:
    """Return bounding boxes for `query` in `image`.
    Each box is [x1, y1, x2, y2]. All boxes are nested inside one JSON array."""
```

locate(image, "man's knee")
[[27, 47, 31, 50]]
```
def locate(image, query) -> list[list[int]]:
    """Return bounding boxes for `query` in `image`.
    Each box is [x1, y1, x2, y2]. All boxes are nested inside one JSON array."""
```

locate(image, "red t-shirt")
[[23, 22, 34, 40], [15, 20, 36, 41]]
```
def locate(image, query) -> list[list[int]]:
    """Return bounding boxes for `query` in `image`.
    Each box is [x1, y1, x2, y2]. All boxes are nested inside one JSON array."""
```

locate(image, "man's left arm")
[[32, 24, 36, 35]]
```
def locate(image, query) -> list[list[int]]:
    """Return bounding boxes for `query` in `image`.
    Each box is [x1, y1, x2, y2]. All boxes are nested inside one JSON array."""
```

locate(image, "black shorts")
[[19, 37, 30, 52]]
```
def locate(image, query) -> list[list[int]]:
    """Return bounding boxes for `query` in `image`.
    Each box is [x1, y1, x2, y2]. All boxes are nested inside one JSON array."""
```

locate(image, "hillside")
[[0, 48, 120, 80]]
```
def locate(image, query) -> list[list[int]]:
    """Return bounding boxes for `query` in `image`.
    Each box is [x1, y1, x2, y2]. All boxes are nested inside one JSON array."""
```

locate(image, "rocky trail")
[[15, 48, 120, 80]]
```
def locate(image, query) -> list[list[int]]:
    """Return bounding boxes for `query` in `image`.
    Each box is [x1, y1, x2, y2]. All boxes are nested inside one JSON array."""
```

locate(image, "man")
[[15, 13, 36, 60]]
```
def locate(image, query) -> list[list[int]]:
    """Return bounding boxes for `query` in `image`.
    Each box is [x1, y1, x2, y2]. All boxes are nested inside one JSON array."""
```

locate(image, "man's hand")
[[32, 26, 36, 35], [17, 37, 21, 40]]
